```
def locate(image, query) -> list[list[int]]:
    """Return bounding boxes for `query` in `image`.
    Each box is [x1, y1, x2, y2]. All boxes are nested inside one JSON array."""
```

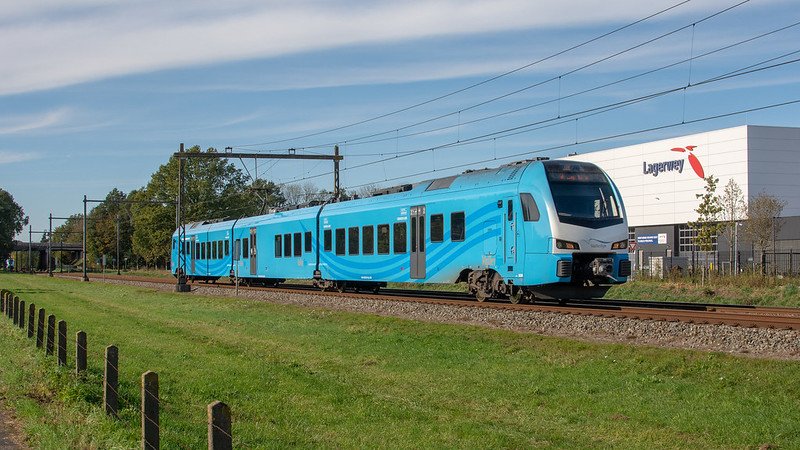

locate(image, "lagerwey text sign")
[[642, 145, 705, 178]]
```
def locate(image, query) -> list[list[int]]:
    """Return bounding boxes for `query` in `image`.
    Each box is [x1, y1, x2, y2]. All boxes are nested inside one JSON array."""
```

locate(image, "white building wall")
[[747, 126, 800, 217], [563, 125, 800, 227]]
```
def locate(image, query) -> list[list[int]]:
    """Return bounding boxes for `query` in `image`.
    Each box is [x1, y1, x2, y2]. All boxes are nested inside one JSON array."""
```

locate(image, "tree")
[[87, 188, 134, 267], [688, 175, 723, 252], [131, 146, 277, 266], [719, 179, 747, 267], [744, 193, 786, 253], [0, 189, 26, 260], [51, 214, 83, 266]]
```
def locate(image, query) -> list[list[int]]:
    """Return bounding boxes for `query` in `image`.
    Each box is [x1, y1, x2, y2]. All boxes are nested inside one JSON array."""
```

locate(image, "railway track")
[[56, 273, 800, 331]]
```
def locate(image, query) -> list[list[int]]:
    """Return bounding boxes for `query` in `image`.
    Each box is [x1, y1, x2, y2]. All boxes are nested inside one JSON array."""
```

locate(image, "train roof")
[[175, 158, 548, 237]]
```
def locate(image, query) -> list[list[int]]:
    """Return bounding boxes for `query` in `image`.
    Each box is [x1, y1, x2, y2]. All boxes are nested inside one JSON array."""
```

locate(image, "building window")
[[430, 214, 443, 242], [393, 222, 407, 253], [378, 224, 390, 254], [335, 228, 345, 255], [362, 226, 374, 254], [678, 224, 718, 253], [324, 229, 332, 252], [451, 212, 465, 241]]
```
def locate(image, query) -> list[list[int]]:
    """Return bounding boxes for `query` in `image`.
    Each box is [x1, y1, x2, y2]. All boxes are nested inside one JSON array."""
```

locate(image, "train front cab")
[[518, 160, 631, 300]]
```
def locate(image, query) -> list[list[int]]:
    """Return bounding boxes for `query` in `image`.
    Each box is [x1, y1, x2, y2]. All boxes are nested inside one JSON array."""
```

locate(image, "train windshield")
[[543, 161, 623, 228]]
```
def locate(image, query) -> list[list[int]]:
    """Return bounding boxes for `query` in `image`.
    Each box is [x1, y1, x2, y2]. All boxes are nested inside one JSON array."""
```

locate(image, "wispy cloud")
[[0, 108, 71, 134], [0, 151, 42, 164], [0, 0, 755, 96]]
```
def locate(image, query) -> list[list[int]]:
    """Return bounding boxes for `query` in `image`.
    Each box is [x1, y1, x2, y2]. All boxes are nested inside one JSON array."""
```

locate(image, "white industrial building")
[[564, 125, 800, 273]]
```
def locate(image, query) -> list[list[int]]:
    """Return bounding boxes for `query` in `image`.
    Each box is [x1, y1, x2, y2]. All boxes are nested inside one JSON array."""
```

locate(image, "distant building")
[[563, 125, 800, 273]]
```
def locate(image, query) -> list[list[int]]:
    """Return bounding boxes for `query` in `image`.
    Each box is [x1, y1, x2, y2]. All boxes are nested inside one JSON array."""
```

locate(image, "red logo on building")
[[670, 145, 705, 178]]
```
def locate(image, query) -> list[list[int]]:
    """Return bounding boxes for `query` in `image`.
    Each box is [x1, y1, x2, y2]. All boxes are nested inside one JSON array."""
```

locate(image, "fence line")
[[0, 288, 235, 448]]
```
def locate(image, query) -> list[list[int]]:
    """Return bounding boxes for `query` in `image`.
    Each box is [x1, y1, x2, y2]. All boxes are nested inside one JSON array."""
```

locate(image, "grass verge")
[[1, 273, 799, 448]]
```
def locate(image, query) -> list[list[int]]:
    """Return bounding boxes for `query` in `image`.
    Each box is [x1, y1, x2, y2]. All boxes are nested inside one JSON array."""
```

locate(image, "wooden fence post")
[[36, 308, 45, 348], [57, 320, 67, 366], [18, 300, 25, 330], [27, 303, 35, 338], [12, 296, 19, 325], [1, 291, 5, 313], [141, 371, 159, 450], [208, 401, 232, 450], [76, 331, 87, 375], [104, 345, 119, 418], [46, 314, 55, 356]]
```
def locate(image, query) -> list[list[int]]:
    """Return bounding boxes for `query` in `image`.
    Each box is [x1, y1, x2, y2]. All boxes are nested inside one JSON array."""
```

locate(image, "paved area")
[[0, 407, 25, 450]]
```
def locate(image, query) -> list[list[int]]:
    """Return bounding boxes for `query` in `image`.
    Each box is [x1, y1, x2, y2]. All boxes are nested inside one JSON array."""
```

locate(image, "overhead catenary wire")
[[272, 52, 800, 186], [342, 98, 800, 191], [275, 19, 800, 157], [233, 0, 694, 149], [236, 0, 751, 154]]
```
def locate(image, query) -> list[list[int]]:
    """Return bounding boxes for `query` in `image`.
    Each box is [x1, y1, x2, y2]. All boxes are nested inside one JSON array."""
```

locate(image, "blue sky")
[[2, 0, 799, 238]]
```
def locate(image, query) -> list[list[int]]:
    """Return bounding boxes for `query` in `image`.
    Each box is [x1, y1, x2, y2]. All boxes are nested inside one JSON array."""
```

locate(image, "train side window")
[[242, 238, 249, 259], [201, 242, 206, 260], [377, 224, 390, 254], [393, 222, 407, 253], [196, 243, 200, 259], [520, 193, 540, 222], [507, 199, 513, 221], [219, 241, 223, 259], [225, 240, 230, 256], [283, 233, 291, 258], [234, 239, 240, 260], [335, 228, 345, 255], [275, 235, 282, 257], [362, 225, 374, 255], [348, 227, 359, 255], [304, 231, 312, 253], [293, 232, 302, 256], [212, 241, 217, 259], [324, 230, 332, 252], [430, 214, 443, 242], [451, 212, 465, 242]]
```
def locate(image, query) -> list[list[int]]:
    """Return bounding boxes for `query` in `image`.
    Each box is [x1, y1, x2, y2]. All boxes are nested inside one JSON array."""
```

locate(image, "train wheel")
[[336, 281, 347, 293], [475, 289, 489, 302], [508, 288, 525, 304]]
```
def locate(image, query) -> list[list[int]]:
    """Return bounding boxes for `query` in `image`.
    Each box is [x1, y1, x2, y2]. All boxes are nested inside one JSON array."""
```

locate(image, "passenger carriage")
[[172, 159, 631, 302]]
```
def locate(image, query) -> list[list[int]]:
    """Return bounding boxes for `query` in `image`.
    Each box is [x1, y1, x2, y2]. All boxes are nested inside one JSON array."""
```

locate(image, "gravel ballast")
[[98, 278, 800, 360]]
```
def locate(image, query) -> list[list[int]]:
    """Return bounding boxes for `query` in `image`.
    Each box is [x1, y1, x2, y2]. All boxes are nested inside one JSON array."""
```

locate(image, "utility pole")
[[48, 213, 53, 277], [116, 214, 121, 275], [28, 224, 32, 273], [172, 145, 343, 292], [83, 195, 89, 281], [334, 144, 340, 202]]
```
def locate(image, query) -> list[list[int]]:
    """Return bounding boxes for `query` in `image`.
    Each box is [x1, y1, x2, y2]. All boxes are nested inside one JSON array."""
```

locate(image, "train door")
[[190, 236, 196, 274], [410, 205, 426, 279], [249, 227, 257, 276], [505, 197, 516, 266]]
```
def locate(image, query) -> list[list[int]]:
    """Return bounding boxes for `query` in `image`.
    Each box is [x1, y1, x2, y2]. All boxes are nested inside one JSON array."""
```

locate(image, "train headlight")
[[611, 239, 628, 250], [555, 239, 580, 250]]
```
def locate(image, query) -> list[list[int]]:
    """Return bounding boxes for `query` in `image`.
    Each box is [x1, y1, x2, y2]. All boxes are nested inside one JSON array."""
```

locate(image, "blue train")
[[171, 159, 631, 302]]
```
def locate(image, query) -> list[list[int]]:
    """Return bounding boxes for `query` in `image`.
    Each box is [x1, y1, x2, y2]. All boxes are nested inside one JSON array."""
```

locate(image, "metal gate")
[[249, 227, 257, 276], [190, 236, 196, 273], [410, 205, 426, 279]]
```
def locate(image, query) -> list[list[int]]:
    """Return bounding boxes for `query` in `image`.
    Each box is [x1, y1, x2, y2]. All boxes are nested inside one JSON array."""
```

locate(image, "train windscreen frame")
[[543, 160, 623, 229]]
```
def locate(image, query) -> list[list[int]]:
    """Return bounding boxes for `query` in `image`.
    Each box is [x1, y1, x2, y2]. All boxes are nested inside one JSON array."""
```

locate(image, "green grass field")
[[1, 273, 799, 448]]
